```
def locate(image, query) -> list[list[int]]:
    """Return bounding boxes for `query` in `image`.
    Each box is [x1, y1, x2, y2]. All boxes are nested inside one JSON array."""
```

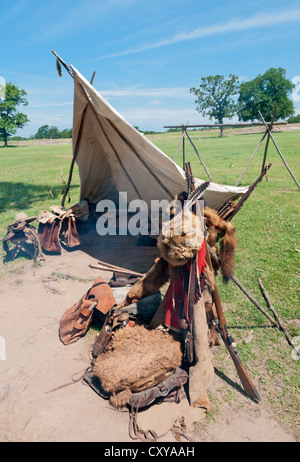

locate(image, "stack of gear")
[[114, 179, 238, 411], [57, 164, 261, 439], [37, 200, 88, 253], [1, 213, 43, 261], [58, 273, 190, 441]]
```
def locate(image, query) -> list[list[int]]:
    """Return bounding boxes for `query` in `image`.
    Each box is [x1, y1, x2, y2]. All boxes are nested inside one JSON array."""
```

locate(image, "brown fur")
[[93, 324, 182, 407], [117, 257, 169, 309], [157, 207, 204, 267], [204, 207, 237, 282]]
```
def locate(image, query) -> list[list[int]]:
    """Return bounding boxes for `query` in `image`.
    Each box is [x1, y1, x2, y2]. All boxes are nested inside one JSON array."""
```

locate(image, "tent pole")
[[173, 120, 189, 162], [235, 130, 268, 186], [90, 71, 96, 86], [60, 72, 97, 207], [259, 111, 300, 190], [182, 126, 185, 169], [184, 128, 213, 181], [51, 50, 73, 78], [261, 105, 277, 173], [173, 130, 185, 161], [61, 105, 88, 207]]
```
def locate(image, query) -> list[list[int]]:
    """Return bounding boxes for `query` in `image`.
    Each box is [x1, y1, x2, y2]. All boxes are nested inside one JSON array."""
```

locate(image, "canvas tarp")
[[71, 66, 248, 211]]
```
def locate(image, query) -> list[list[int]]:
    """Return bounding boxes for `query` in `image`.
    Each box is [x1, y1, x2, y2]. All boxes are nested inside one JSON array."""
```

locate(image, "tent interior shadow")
[[75, 219, 159, 273]]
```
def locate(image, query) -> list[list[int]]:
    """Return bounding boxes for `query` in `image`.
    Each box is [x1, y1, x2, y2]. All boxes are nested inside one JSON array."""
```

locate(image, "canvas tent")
[[63, 62, 249, 211]]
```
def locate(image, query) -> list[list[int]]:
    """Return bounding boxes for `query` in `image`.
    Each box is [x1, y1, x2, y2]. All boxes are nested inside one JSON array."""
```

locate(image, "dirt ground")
[[0, 226, 296, 443]]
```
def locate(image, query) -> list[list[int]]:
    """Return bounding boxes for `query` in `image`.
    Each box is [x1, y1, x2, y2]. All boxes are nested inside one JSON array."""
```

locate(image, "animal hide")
[[93, 324, 182, 408], [118, 257, 169, 309], [204, 206, 237, 282], [157, 207, 204, 267]]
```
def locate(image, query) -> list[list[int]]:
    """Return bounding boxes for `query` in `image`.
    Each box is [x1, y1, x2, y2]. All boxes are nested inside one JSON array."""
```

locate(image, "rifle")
[[219, 162, 272, 221], [185, 162, 261, 402]]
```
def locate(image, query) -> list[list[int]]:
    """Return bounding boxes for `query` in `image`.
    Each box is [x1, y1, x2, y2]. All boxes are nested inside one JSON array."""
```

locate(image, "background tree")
[[34, 125, 50, 139], [34, 125, 72, 139], [190, 74, 240, 136], [238, 68, 295, 122], [0, 82, 30, 146]]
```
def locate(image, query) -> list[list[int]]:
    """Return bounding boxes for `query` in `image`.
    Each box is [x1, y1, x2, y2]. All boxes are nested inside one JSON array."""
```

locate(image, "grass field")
[[1, 127, 299, 437]]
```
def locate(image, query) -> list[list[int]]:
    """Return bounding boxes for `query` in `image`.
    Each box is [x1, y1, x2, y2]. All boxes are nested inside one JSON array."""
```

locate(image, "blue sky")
[[1, 0, 300, 137]]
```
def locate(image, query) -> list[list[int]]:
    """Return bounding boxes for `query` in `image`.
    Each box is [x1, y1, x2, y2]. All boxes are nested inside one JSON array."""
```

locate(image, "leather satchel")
[[59, 277, 116, 345]]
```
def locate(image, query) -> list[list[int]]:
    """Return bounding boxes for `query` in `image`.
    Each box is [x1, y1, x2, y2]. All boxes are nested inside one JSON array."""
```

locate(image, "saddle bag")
[[59, 277, 116, 345]]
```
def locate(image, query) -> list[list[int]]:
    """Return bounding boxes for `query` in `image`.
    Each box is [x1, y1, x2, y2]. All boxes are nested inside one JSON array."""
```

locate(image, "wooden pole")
[[89, 263, 144, 278], [258, 278, 300, 358], [164, 122, 287, 129], [51, 50, 73, 78], [60, 71, 96, 207], [207, 244, 279, 327], [235, 130, 268, 186], [173, 130, 185, 161], [261, 105, 277, 173], [184, 129, 213, 181], [90, 71, 96, 85], [259, 111, 300, 189], [173, 120, 189, 162]]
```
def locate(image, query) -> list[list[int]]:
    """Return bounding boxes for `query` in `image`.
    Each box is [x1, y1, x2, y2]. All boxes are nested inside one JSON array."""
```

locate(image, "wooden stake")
[[258, 278, 300, 357]]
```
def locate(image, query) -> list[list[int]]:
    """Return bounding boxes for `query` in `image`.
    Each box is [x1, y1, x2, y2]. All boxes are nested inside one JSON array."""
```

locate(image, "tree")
[[34, 125, 50, 139], [288, 114, 300, 124], [59, 128, 72, 138], [47, 126, 61, 139], [238, 68, 295, 122], [190, 74, 240, 136], [0, 82, 30, 146], [34, 125, 72, 139]]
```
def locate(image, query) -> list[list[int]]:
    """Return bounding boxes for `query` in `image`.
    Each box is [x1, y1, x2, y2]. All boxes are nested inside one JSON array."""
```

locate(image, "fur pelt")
[[157, 206, 204, 267], [204, 207, 237, 282], [118, 257, 169, 309], [93, 324, 182, 408]]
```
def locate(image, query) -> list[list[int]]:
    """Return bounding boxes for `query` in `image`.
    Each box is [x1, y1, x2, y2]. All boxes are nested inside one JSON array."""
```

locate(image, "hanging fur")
[[118, 257, 169, 309], [204, 206, 237, 282], [56, 59, 62, 77], [92, 324, 183, 408]]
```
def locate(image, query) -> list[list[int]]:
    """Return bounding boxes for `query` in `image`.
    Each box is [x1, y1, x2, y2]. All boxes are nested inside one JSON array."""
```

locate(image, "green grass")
[[1, 128, 300, 438], [0, 143, 80, 234]]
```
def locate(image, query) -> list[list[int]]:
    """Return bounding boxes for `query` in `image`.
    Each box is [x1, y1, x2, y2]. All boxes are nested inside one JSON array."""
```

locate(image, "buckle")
[[158, 384, 169, 397]]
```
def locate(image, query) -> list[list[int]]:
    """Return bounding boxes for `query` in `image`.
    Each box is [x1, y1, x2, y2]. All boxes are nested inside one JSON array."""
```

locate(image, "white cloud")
[[94, 7, 300, 60]]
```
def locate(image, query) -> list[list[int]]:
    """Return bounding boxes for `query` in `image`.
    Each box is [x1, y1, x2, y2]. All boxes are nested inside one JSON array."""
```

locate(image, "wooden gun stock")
[[210, 276, 261, 402], [186, 161, 260, 402]]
